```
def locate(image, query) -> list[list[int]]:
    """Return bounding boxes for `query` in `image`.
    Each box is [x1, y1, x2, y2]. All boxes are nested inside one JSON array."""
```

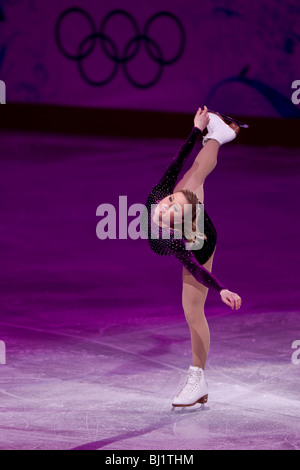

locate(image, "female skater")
[[141, 106, 243, 408]]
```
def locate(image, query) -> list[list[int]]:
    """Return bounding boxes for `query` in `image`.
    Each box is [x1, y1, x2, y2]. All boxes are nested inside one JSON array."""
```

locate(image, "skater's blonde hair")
[[173, 189, 207, 244]]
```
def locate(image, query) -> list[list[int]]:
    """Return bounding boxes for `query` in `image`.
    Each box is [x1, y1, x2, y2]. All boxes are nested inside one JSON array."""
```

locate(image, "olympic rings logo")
[[55, 8, 186, 89]]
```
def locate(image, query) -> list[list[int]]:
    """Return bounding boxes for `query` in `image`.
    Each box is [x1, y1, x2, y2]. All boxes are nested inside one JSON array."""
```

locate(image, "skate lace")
[[177, 370, 202, 397]]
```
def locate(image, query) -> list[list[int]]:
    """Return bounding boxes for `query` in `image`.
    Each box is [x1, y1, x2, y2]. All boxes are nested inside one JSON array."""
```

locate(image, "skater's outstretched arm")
[[150, 127, 201, 203], [168, 238, 226, 293], [170, 239, 242, 308]]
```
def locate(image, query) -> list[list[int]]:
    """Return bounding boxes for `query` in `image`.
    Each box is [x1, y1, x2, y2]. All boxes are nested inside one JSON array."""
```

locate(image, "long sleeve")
[[140, 126, 202, 242], [169, 239, 226, 293], [151, 126, 202, 201]]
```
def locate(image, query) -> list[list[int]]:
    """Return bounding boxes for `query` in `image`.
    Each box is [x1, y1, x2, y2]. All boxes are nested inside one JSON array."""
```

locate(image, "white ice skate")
[[172, 366, 208, 408], [203, 112, 240, 146]]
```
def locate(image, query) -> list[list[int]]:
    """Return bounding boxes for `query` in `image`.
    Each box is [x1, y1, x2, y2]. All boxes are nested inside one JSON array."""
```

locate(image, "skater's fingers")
[[229, 295, 236, 310], [230, 294, 242, 310], [221, 294, 232, 308], [233, 293, 242, 310], [220, 289, 242, 311], [236, 295, 242, 310], [224, 293, 236, 309]]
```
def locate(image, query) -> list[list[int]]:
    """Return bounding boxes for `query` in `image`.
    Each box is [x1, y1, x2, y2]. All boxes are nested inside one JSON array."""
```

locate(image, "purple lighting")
[[0, 128, 299, 450], [0, 0, 300, 453]]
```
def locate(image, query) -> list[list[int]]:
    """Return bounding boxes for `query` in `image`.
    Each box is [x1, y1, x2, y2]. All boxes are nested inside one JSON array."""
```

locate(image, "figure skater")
[[141, 106, 243, 408]]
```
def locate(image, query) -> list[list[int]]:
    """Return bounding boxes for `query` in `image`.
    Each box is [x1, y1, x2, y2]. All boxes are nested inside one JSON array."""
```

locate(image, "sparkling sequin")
[[141, 127, 226, 293]]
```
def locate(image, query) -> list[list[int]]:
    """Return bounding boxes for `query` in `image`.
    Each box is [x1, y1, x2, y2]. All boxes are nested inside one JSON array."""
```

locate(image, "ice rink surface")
[[0, 130, 299, 450]]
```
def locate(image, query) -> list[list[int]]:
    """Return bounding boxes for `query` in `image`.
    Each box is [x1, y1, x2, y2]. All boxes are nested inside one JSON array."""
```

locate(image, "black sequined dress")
[[141, 127, 227, 294]]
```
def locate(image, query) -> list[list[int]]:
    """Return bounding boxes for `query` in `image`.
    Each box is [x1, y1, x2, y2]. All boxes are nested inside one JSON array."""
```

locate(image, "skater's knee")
[[183, 303, 205, 326]]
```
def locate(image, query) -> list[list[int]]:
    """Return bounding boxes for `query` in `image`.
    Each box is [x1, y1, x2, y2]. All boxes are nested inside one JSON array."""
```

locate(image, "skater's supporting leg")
[[181, 246, 216, 369], [174, 140, 220, 203]]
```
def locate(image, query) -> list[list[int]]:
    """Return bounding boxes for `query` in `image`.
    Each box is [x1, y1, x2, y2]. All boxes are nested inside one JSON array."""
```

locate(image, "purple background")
[[1, 0, 300, 116], [0, 0, 300, 451]]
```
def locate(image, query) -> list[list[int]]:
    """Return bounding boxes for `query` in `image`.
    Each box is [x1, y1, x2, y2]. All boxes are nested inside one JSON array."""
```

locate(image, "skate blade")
[[171, 403, 203, 413], [171, 394, 208, 411], [207, 109, 249, 128]]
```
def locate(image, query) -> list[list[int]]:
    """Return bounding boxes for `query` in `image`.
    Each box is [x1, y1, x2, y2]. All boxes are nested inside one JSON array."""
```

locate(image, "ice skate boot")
[[203, 111, 241, 146], [172, 366, 208, 408]]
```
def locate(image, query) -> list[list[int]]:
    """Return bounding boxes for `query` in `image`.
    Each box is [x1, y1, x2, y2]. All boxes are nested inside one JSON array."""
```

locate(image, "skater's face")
[[154, 192, 192, 228]]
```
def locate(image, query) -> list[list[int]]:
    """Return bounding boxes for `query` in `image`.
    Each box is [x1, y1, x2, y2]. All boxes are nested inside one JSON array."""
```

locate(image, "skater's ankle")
[[204, 138, 221, 148], [191, 364, 204, 371]]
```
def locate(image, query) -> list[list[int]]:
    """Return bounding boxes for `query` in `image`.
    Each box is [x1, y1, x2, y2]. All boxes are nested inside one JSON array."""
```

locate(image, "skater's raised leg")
[[174, 107, 240, 203], [174, 139, 220, 203]]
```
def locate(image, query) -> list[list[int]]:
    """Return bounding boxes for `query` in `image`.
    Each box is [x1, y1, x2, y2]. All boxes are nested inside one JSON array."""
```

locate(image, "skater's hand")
[[220, 289, 242, 310], [194, 106, 210, 132]]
